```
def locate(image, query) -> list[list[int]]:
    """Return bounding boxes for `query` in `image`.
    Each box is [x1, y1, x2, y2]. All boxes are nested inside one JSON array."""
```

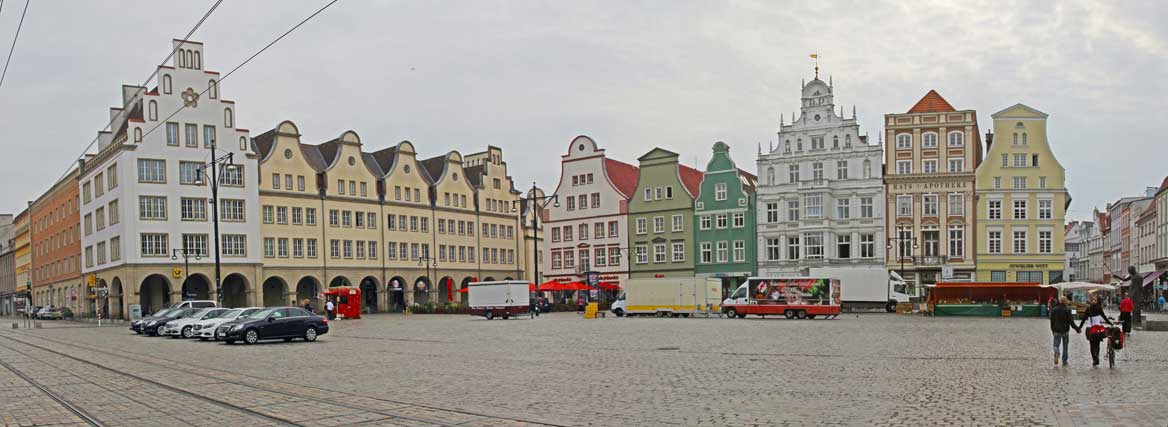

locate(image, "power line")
[[140, 0, 341, 142], [47, 0, 224, 185], [0, 0, 29, 92]]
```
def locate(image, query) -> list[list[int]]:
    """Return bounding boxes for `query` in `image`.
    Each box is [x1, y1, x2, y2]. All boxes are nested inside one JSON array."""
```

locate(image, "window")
[[788, 165, 799, 183], [220, 199, 245, 222], [766, 238, 780, 261], [203, 125, 216, 149], [896, 160, 911, 175], [1031, 154, 1039, 167], [220, 166, 243, 187], [276, 206, 288, 224], [700, 242, 712, 263], [812, 162, 823, 180], [787, 200, 800, 221], [699, 215, 711, 230], [713, 241, 728, 263], [805, 194, 823, 219], [666, 186, 673, 199], [137, 159, 166, 183], [594, 222, 605, 239], [714, 183, 727, 201], [180, 198, 206, 221], [140, 233, 168, 257], [836, 198, 850, 219], [1039, 230, 1052, 254], [635, 245, 648, 264], [183, 123, 198, 147], [182, 234, 209, 257], [923, 160, 938, 174], [922, 132, 938, 148], [672, 242, 685, 262], [1013, 154, 1027, 168], [162, 74, 172, 94], [355, 241, 366, 259], [860, 197, 874, 218], [305, 208, 316, 225], [948, 131, 964, 147], [350, 181, 357, 196], [922, 194, 938, 216], [608, 221, 618, 238], [896, 134, 912, 149], [551, 227, 561, 242], [283, 174, 293, 191], [988, 200, 1002, 220], [577, 195, 587, 210], [578, 224, 588, 240], [653, 217, 664, 233], [643, 188, 652, 201], [139, 196, 167, 220], [107, 165, 118, 190], [563, 225, 572, 241], [224, 108, 234, 128], [1039, 199, 1053, 219], [949, 226, 964, 258], [836, 160, 848, 180], [991, 271, 1007, 282], [897, 195, 913, 217], [767, 167, 776, 185], [672, 215, 684, 232], [263, 205, 274, 224], [594, 248, 606, 267], [948, 193, 965, 216], [993, 177, 1001, 189], [1039, 176, 1047, 189], [591, 193, 600, 208], [732, 212, 745, 228], [787, 236, 801, 260], [343, 240, 353, 258], [564, 250, 575, 268], [652, 243, 666, 263], [291, 207, 303, 225], [804, 233, 823, 259], [863, 160, 872, 179], [110, 237, 121, 261], [811, 136, 824, 150], [765, 203, 778, 223], [860, 234, 875, 258], [84, 214, 92, 235], [566, 196, 575, 210], [715, 214, 727, 229], [179, 162, 203, 185], [94, 173, 105, 197], [1013, 199, 1027, 219], [1013, 230, 1027, 253], [948, 158, 964, 173], [837, 235, 851, 259], [95, 207, 106, 230]]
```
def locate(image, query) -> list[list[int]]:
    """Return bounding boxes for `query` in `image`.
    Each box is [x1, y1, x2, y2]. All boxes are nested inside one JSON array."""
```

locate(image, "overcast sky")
[[1, 1, 1165, 221]]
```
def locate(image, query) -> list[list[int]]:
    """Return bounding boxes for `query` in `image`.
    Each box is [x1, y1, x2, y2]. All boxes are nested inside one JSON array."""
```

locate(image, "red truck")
[[721, 277, 841, 319]]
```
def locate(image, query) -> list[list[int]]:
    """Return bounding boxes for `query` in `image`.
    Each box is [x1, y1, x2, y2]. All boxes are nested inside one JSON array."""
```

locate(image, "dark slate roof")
[[463, 164, 485, 187], [361, 152, 384, 177], [420, 155, 447, 184], [370, 146, 398, 175], [317, 138, 342, 169], [299, 144, 327, 172], [251, 128, 277, 159]]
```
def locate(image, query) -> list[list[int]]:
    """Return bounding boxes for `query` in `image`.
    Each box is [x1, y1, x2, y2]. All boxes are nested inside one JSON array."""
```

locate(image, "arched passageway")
[[221, 274, 249, 308], [296, 277, 321, 312], [181, 274, 212, 301], [388, 276, 406, 312], [413, 276, 431, 305], [262, 277, 289, 307], [139, 274, 172, 315], [359, 276, 379, 313]]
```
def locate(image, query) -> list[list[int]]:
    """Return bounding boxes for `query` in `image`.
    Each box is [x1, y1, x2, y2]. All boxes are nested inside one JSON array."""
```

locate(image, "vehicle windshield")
[[190, 308, 212, 318], [246, 308, 276, 319], [217, 309, 242, 319], [152, 308, 174, 317], [168, 309, 193, 318]]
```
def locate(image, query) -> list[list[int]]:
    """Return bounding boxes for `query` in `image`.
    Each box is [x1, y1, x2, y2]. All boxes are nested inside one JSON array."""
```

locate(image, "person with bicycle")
[[1076, 295, 1114, 367]]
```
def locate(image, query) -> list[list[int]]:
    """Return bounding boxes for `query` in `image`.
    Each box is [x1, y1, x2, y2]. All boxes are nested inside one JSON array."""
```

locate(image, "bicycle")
[[1104, 324, 1124, 368]]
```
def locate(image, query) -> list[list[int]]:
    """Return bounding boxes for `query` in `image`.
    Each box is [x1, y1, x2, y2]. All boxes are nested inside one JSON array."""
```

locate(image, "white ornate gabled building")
[[755, 71, 885, 276]]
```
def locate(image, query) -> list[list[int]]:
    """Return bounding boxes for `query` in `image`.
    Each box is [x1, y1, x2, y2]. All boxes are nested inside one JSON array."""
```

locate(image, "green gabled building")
[[694, 142, 758, 293], [627, 148, 704, 279]]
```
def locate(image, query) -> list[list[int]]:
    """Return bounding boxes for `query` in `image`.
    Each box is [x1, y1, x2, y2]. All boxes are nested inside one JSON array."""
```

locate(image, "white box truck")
[[610, 277, 722, 317], [467, 280, 530, 320], [808, 267, 914, 312]]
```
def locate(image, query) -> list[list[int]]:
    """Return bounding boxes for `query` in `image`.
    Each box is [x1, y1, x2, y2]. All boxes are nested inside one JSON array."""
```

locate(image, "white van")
[[171, 300, 218, 309]]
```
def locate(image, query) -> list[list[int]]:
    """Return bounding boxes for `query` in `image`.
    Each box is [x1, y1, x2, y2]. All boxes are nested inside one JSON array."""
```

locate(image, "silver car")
[[160, 308, 230, 338], [193, 307, 262, 341]]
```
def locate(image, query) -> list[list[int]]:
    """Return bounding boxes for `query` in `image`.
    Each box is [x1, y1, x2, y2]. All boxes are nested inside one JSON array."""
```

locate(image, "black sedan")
[[130, 308, 176, 334], [141, 308, 195, 336], [216, 307, 329, 345]]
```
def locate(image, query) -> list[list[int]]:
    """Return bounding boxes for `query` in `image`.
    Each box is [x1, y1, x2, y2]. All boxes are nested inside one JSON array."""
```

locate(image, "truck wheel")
[[613, 308, 625, 317], [655, 311, 666, 318], [796, 310, 807, 319], [886, 302, 897, 313], [725, 308, 737, 319], [485, 312, 494, 320], [502, 313, 510, 320], [784, 310, 795, 319]]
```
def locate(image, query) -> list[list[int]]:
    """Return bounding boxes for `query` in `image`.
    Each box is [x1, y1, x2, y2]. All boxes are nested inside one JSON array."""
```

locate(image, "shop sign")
[[941, 265, 954, 280], [1008, 263, 1049, 269], [391, 279, 402, 291]]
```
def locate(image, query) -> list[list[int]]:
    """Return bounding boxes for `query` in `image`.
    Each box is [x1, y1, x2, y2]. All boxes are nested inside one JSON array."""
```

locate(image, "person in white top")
[[325, 300, 336, 320]]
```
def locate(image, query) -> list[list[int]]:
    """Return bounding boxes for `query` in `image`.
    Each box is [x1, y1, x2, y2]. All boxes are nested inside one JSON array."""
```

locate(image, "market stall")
[[927, 282, 1056, 317]]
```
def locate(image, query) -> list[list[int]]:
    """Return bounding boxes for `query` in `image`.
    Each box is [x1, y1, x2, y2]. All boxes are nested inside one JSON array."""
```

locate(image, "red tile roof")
[[604, 158, 639, 199], [1158, 176, 1168, 195], [907, 90, 957, 114], [679, 164, 703, 198]]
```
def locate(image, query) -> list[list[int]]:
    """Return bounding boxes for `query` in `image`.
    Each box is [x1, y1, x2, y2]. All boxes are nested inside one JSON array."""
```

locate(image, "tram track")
[[0, 329, 569, 427], [0, 352, 105, 427]]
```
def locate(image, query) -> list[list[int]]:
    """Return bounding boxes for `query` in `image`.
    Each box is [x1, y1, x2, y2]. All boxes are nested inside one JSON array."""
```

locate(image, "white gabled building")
[[80, 39, 259, 318], [541, 136, 639, 289], [755, 71, 886, 276]]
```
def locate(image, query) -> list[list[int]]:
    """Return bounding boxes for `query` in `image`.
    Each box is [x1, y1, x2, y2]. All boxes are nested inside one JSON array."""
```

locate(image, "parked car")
[[159, 308, 230, 338], [142, 308, 196, 336], [45, 307, 65, 320], [193, 307, 261, 341], [131, 308, 175, 334], [216, 307, 329, 345], [35, 306, 52, 319], [171, 300, 218, 309]]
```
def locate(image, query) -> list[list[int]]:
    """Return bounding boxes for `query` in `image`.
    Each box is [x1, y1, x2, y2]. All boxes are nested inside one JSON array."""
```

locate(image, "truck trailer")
[[721, 277, 841, 319], [808, 267, 914, 312], [467, 281, 530, 320], [611, 277, 722, 317]]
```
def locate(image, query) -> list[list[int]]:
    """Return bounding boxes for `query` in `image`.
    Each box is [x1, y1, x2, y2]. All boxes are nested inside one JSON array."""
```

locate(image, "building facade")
[[1154, 178, 1168, 274], [883, 91, 982, 285], [1135, 202, 1156, 274], [542, 136, 638, 288], [31, 168, 84, 316], [14, 210, 30, 310], [756, 72, 885, 276], [973, 103, 1069, 284], [1064, 221, 1091, 281], [694, 142, 757, 292], [80, 40, 260, 318], [627, 148, 702, 279], [0, 213, 15, 315]]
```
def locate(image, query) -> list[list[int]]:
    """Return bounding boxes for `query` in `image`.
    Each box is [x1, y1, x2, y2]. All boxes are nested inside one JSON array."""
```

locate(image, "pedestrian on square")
[[1158, 293, 1166, 312], [302, 299, 312, 313], [576, 295, 585, 313], [1119, 291, 1133, 334], [1049, 296, 1079, 366], [1076, 296, 1113, 367], [325, 299, 336, 320]]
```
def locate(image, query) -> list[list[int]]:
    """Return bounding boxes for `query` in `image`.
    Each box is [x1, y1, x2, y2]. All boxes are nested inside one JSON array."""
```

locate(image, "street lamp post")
[[171, 248, 202, 301], [513, 182, 558, 292], [887, 236, 919, 288], [418, 257, 438, 304], [192, 144, 237, 307]]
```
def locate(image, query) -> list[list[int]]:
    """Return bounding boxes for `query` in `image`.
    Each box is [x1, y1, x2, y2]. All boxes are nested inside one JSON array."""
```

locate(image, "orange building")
[[30, 167, 84, 316]]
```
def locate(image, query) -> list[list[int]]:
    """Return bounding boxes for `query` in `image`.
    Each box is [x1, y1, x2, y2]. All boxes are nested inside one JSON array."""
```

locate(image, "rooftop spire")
[[810, 53, 819, 78]]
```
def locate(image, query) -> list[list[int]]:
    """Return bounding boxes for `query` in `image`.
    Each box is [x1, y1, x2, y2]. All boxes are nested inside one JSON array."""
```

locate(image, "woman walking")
[[1076, 295, 1114, 367]]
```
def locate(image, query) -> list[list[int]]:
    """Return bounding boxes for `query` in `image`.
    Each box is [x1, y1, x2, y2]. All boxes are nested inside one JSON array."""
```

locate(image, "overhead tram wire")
[[46, 0, 225, 186], [0, 0, 30, 92], [139, 0, 341, 141]]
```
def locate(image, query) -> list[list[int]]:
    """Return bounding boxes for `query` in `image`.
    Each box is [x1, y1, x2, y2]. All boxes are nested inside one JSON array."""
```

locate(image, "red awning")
[[598, 282, 621, 291]]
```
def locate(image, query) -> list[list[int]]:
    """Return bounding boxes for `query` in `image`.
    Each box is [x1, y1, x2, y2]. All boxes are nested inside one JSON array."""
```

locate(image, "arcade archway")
[[388, 276, 406, 312], [221, 273, 249, 308], [139, 274, 171, 315], [262, 277, 289, 307], [296, 276, 321, 311], [181, 273, 212, 301], [359, 276, 379, 313]]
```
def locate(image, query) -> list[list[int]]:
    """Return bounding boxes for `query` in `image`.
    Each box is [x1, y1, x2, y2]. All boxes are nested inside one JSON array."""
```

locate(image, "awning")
[[1143, 271, 1165, 287], [598, 282, 621, 291]]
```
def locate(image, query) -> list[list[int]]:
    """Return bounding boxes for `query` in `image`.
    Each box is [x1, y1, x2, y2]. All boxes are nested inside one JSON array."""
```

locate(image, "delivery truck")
[[610, 277, 722, 317], [808, 267, 915, 312], [721, 277, 841, 319], [467, 280, 530, 320]]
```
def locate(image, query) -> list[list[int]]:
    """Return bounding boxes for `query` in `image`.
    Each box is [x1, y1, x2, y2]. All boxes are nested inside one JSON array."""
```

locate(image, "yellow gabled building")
[[974, 103, 1070, 284]]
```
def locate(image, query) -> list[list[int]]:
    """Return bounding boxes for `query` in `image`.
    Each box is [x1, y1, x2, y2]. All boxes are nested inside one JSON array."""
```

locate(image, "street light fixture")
[[887, 237, 920, 286], [190, 144, 236, 306], [171, 248, 201, 301], [516, 182, 558, 290], [418, 257, 439, 304]]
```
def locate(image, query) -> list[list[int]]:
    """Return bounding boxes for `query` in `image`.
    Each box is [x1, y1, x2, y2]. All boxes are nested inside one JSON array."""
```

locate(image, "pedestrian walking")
[[1119, 291, 1133, 334], [1076, 296, 1114, 367], [1049, 297, 1080, 366], [576, 295, 585, 313], [1158, 293, 1166, 312], [325, 299, 336, 320], [302, 299, 312, 313]]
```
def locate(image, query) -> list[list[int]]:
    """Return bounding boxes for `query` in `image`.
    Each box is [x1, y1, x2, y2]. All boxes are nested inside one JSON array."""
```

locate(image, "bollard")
[[10, 323, 17, 329]]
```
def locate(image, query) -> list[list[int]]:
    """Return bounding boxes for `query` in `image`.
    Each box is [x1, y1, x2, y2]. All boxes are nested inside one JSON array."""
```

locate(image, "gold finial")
[[809, 53, 819, 78]]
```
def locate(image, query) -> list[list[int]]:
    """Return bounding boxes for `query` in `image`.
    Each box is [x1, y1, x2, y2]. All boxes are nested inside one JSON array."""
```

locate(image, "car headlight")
[[230, 324, 244, 331]]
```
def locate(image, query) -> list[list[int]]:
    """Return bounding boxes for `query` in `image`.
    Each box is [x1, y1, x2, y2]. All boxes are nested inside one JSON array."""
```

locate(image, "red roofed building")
[[541, 136, 640, 288]]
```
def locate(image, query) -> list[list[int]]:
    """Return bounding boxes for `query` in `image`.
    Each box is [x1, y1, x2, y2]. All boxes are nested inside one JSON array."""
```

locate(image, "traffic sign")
[[88, 275, 97, 285]]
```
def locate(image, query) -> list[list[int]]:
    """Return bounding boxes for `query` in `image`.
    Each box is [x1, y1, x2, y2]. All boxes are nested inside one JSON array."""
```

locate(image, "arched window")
[[845, 134, 852, 147], [133, 128, 143, 142], [239, 136, 248, 151], [180, 50, 189, 68], [208, 80, 218, 99], [832, 135, 839, 148], [162, 75, 172, 94], [896, 134, 912, 149], [922, 132, 938, 148], [224, 108, 234, 128], [1013, 133, 1019, 145], [148, 100, 157, 121], [766, 167, 775, 185], [796, 139, 803, 151], [193, 51, 201, 69], [863, 159, 872, 179], [947, 131, 964, 147], [784, 140, 791, 153], [1022, 133, 1028, 144]]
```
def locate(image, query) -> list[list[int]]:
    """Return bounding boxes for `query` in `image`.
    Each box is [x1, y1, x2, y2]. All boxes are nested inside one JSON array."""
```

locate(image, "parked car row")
[[24, 306, 68, 320], [130, 301, 328, 345]]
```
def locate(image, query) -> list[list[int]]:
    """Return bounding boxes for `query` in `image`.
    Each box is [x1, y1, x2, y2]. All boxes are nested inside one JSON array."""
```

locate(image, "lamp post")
[[192, 145, 237, 307], [418, 256, 438, 304], [513, 182, 558, 290], [171, 248, 202, 301], [887, 236, 919, 285]]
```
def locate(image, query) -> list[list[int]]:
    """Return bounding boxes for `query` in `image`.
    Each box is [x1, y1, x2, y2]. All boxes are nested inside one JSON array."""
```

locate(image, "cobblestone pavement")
[[2, 313, 1167, 426]]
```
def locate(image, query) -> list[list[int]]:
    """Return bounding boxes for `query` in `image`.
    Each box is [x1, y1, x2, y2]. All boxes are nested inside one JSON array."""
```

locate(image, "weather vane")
[[810, 53, 820, 78]]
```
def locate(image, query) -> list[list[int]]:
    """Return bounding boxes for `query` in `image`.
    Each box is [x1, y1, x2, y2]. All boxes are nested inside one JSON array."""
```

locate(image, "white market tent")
[[1041, 282, 1117, 292]]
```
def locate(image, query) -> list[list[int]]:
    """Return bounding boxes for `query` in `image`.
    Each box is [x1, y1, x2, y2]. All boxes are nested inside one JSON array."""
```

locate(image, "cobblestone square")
[[2, 313, 1167, 426]]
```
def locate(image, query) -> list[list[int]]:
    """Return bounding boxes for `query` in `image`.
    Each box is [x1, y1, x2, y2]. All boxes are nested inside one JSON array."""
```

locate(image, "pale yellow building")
[[974, 104, 1069, 284]]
